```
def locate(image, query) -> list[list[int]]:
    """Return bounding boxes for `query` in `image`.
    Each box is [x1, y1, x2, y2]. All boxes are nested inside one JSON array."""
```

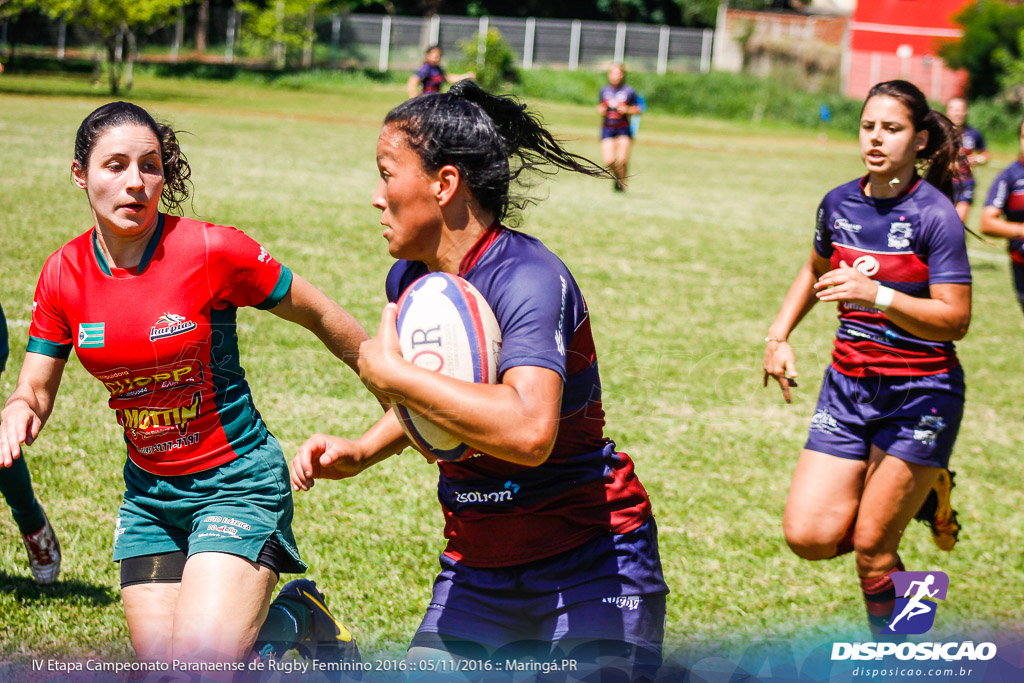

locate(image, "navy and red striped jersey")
[[984, 159, 1024, 263], [814, 176, 971, 377], [27, 215, 292, 476], [386, 227, 651, 568], [414, 62, 446, 94], [599, 84, 637, 132], [954, 126, 987, 185]]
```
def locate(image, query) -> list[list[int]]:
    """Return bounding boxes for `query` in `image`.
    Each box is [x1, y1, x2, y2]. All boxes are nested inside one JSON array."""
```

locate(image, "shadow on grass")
[[0, 569, 117, 605]]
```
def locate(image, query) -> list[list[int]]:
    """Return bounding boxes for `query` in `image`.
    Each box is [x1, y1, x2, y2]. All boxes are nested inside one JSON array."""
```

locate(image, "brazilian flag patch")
[[78, 322, 105, 348]]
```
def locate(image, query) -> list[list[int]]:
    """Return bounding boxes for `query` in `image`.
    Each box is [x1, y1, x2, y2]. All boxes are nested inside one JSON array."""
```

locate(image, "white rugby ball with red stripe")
[[394, 272, 502, 462]]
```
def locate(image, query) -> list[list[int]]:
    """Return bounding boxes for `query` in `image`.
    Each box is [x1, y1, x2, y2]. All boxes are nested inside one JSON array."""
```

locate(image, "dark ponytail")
[[863, 81, 962, 202], [384, 80, 612, 223], [75, 101, 193, 214]]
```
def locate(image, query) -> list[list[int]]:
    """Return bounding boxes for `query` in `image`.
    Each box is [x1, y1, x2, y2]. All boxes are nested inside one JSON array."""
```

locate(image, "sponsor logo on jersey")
[[555, 275, 567, 357], [913, 412, 947, 446], [150, 312, 198, 341], [257, 246, 270, 263], [103, 361, 203, 398], [117, 390, 202, 438], [834, 218, 863, 232], [78, 322, 105, 348], [852, 255, 880, 277], [454, 480, 521, 505], [889, 222, 913, 249]]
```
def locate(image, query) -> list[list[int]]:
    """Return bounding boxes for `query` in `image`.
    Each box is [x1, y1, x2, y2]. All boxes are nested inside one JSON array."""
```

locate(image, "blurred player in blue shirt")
[[407, 45, 474, 99], [598, 64, 641, 192]]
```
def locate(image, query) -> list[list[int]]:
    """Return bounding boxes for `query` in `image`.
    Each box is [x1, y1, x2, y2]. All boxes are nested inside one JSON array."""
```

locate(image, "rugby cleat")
[[22, 509, 61, 585], [914, 469, 960, 551], [276, 579, 360, 673]]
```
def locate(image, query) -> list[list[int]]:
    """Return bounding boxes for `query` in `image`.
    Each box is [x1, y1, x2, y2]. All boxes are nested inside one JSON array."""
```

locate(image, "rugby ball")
[[394, 272, 502, 461]]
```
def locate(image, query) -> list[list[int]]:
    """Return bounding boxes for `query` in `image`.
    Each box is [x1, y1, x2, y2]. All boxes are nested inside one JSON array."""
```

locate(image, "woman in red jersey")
[[0, 102, 364, 669], [764, 80, 970, 638]]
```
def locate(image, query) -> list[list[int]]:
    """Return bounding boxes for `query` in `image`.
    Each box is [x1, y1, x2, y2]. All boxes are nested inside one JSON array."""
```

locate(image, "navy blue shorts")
[[412, 518, 668, 658], [804, 366, 964, 468], [601, 126, 632, 140]]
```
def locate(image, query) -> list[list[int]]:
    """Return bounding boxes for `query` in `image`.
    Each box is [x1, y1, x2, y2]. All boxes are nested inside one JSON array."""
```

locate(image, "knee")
[[853, 530, 899, 576], [783, 526, 839, 561]]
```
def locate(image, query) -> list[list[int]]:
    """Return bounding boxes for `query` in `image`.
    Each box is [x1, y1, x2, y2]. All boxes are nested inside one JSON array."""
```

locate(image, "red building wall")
[[845, 0, 969, 100]]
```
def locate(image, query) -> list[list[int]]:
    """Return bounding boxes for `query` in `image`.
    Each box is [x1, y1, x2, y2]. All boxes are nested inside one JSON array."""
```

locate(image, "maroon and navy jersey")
[[985, 159, 1024, 263], [386, 227, 651, 568], [415, 62, 446, 93], [599, 84, 637, 131], [814, 176, 971, 377], [27, 215, 292, 476]]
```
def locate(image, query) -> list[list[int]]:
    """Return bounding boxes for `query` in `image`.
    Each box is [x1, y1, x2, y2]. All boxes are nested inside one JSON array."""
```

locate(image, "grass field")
[[1, 71, 1022, 677]]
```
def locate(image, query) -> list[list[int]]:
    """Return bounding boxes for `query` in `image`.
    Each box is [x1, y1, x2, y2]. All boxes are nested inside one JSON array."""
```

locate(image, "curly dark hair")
[[384, 80, 613, 224], [74, 101, 192, 214]]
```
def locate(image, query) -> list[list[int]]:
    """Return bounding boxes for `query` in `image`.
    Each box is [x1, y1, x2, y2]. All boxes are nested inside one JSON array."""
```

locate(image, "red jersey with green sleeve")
[[813, 176, 971, 377], [27, 215, 292, 476]]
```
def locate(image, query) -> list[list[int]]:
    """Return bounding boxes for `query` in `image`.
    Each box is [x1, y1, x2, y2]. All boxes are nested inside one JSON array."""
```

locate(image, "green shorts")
[[112, 434, 305, 573]]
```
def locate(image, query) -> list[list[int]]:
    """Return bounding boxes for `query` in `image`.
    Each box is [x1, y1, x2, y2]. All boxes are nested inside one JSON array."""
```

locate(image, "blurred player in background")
[[0, 299, 61, 585], [980, 116, 1024, 315], [292, 80, 668, 681], [764, 80, 970, 639], [598, 64, 641, 192], [407, 45, 474, 99], [0, 101, 365, 669], [946, 96, 989, 223]]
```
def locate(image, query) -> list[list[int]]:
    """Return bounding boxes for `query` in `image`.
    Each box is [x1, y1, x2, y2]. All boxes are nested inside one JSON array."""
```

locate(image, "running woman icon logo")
[[887, 571, 949, 635]]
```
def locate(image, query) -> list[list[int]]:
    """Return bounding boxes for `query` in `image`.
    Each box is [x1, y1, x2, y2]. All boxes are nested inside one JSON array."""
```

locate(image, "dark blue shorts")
[[954, 179, 976, 204], [412, 518, 668, 656], [804, 366, 964, 468], [601, 126, 632, 140]]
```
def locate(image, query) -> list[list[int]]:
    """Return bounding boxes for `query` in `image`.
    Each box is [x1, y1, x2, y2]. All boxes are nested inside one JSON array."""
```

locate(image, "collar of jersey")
[[92, 213, 165, 278]]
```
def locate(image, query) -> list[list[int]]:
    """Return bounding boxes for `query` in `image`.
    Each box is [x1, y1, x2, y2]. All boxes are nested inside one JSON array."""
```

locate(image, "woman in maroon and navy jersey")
[[980, 116, 1024, 313], [0, 102, 365, 667], [763, 80, 970, 638], [291, 81, 667, 681]]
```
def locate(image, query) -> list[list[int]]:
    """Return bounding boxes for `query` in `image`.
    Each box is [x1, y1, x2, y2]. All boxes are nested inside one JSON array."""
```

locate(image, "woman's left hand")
[[357, 304, 406, 403], [813, 260, 879, 308]]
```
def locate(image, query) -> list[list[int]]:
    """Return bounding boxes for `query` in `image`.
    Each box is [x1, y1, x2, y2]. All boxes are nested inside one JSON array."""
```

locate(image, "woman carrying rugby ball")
[[763, 80, 970, 638], [291, 81, 667, 680]]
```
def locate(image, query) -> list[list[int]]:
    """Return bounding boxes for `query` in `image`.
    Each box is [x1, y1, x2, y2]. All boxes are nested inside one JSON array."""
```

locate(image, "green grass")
[[1, 71, 1022, 676]]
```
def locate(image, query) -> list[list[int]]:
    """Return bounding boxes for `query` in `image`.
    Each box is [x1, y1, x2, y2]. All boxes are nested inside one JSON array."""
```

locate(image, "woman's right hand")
[[0, 400, 43, 467], [291, 433, 369, 490], [763, 340, 798, 404]]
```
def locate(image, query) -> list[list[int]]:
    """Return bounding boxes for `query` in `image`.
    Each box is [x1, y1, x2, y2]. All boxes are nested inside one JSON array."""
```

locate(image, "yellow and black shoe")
[[277, 579, 360, 677], [914, 469, 960, 551]]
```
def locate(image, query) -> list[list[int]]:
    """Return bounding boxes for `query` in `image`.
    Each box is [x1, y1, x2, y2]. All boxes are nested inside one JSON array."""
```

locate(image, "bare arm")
[[0, 353, 66, 466], [359, 304, 562, 467], [291, 408, 411, 490], [406, 75, 420, 99], [763, 250, 831, 402], [814, 264, 971, 341], [268, 274, 368, 376], [979, 205, 1024, 240]]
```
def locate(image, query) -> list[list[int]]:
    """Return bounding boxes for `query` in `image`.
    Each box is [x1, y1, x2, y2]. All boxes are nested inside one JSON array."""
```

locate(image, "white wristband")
[[874, 285, 895, 311]]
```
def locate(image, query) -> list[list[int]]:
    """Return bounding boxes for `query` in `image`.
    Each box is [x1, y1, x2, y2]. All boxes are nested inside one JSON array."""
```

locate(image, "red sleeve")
[[27, 249, 73, 358], [204, 224, 293, 310]]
